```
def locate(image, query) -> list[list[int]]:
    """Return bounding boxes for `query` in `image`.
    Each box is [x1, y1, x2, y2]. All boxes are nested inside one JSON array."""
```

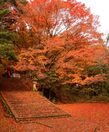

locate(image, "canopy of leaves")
[[11, 0, 107, 87]]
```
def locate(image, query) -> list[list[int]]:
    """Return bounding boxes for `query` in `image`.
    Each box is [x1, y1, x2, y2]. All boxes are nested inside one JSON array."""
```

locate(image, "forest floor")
[[0, 102, 109, 132], [0, 78, 109, 131]]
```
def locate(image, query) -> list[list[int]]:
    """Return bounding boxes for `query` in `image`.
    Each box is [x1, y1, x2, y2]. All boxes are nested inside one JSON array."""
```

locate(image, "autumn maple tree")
[[9, 0, 109, 100], [11, 0, 103, 45]]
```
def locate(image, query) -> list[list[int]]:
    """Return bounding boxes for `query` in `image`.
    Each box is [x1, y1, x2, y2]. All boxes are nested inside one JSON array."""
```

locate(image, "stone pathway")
[[0, 91, 70, 122]]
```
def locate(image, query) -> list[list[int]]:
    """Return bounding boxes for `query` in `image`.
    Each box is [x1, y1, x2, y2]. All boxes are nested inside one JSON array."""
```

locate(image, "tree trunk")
[[42, 88, 44, 95], [49, 89, 51, 100]]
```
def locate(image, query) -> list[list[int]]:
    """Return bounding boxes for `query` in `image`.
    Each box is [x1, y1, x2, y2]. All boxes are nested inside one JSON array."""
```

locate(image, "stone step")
[[0, 91, 71, 122]]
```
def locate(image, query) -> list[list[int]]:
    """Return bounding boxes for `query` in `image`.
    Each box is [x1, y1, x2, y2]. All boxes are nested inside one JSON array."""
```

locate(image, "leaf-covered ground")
[[0, 78, 109, 131], [0, 101, 109, 132]]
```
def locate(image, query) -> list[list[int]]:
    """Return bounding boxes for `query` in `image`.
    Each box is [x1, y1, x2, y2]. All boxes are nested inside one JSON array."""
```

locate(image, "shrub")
[[91, 95, 109, 102]]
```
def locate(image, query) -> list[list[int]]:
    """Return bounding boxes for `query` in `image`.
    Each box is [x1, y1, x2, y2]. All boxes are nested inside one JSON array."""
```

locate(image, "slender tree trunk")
[[49, 89, 51, 100], [42, 88, 44, 95], [25, 71, 29, 84]]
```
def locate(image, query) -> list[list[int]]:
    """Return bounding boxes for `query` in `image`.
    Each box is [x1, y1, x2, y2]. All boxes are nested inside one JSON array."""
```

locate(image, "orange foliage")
[[42, 36, 106, 84], [12, 47, 48, 78], [10, 0, 106, 85], [11, 0, 104, 45]]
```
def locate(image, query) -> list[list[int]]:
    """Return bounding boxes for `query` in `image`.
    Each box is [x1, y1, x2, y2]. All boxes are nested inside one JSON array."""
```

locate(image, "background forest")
[[1, 0, 109, 103]]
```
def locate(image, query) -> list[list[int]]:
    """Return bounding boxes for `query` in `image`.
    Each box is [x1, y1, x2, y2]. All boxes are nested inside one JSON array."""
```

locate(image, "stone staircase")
[[0, 78, 70, 122]]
